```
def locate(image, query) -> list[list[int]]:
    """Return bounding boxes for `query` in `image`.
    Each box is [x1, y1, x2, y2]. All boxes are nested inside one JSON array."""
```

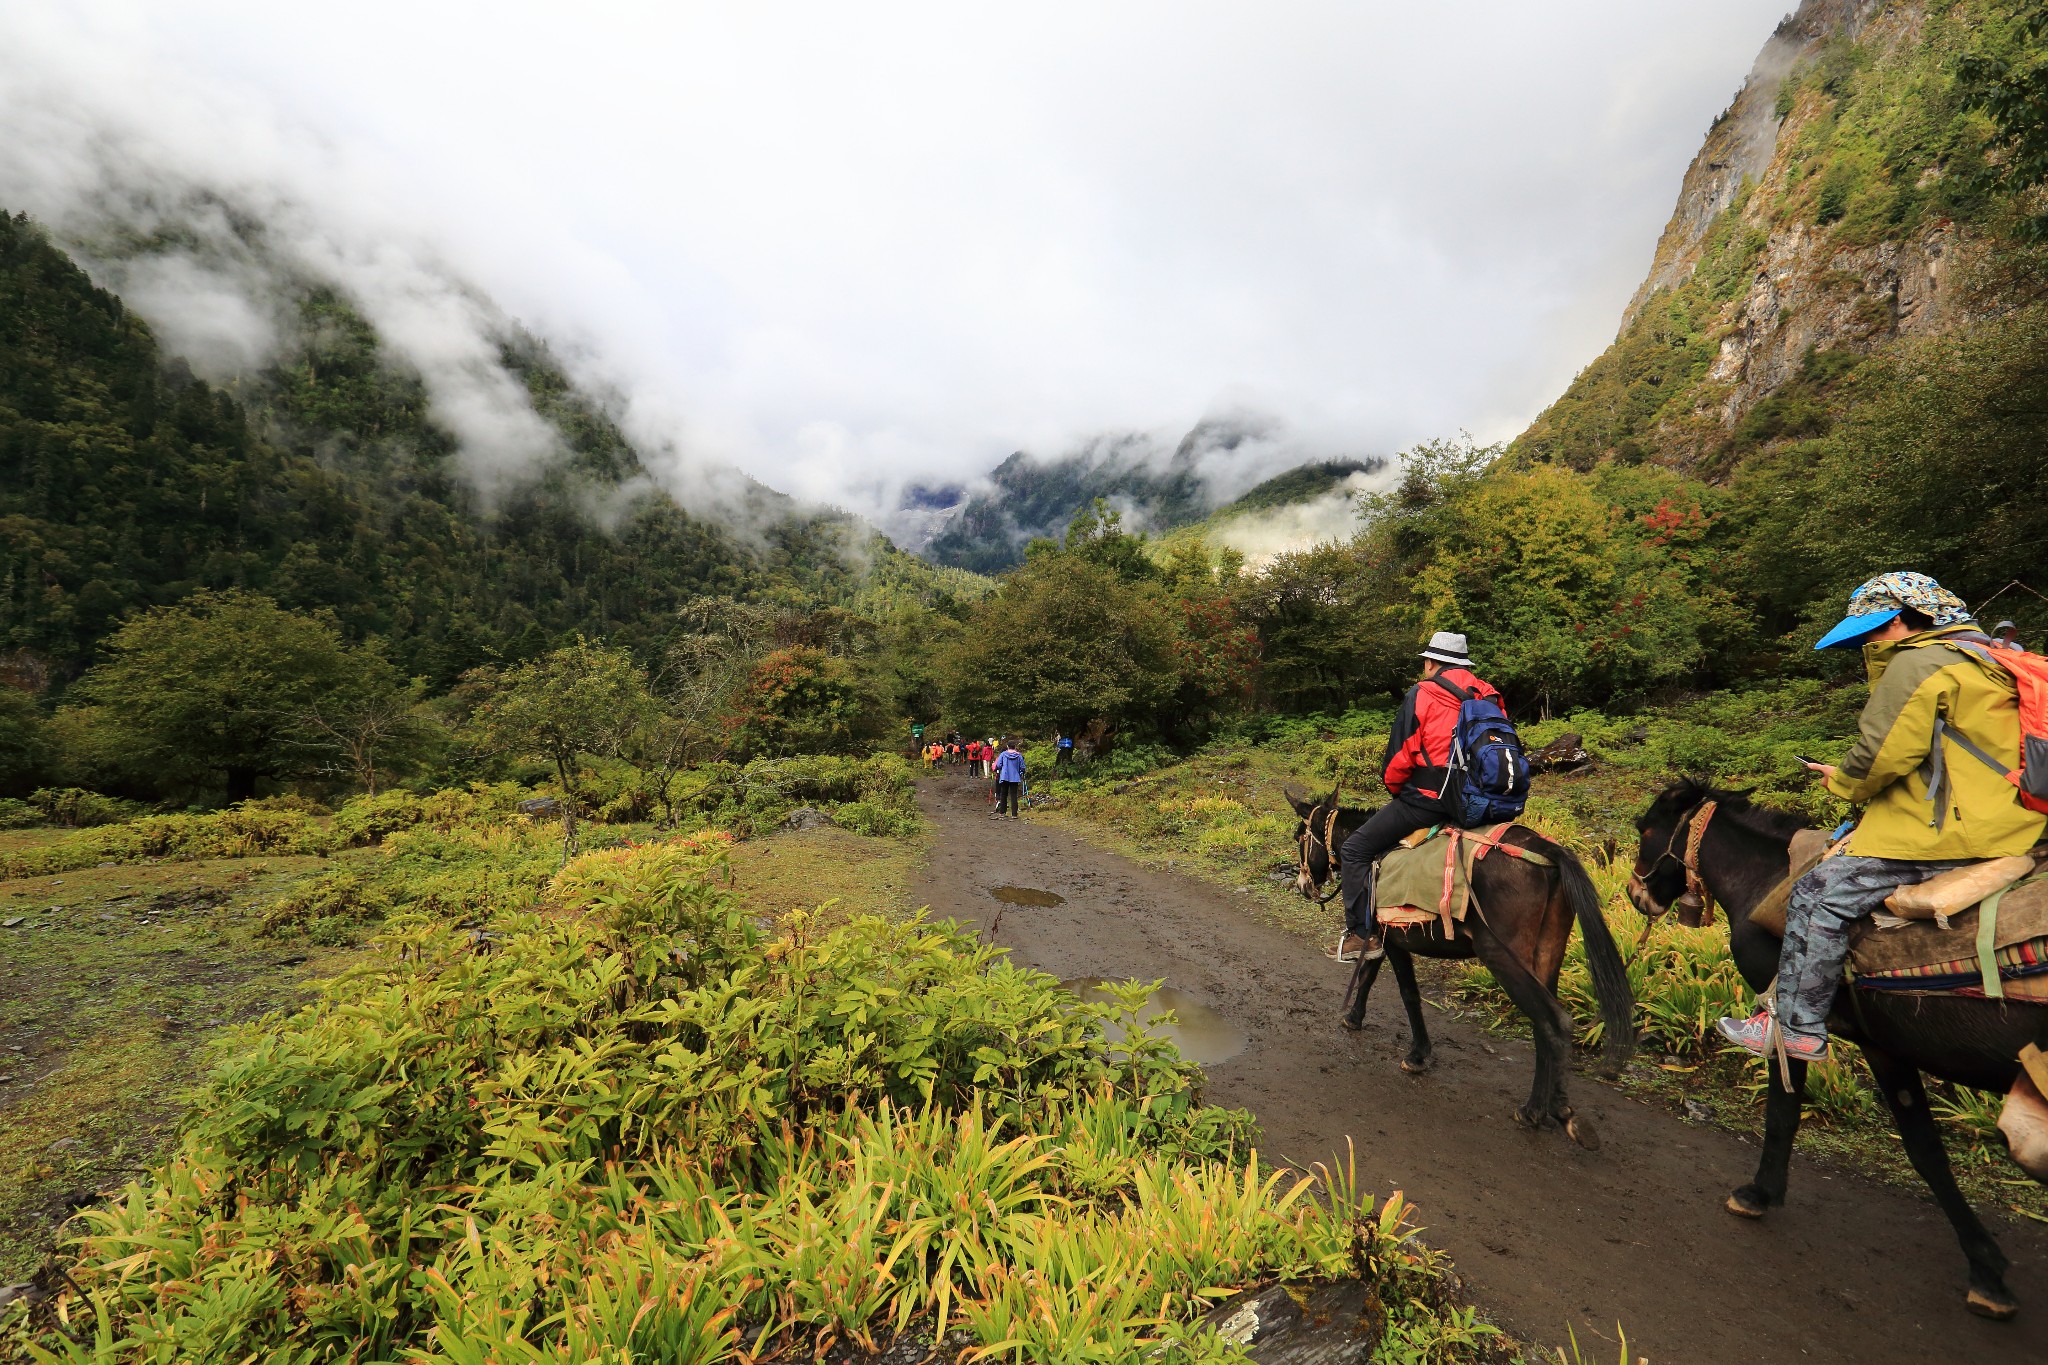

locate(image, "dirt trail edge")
[[909, 774, 2048, 1365]]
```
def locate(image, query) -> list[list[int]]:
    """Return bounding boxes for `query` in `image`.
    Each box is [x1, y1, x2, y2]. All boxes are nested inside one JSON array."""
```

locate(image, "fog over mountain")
[[0, 1, 1789, 527]]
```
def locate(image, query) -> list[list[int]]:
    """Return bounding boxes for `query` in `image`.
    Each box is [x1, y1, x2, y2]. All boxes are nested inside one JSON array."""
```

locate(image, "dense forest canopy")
[[0, 210, 941, 691]]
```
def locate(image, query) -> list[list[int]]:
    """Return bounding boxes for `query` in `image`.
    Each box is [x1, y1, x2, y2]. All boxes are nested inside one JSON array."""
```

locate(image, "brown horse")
[[1287, 789, 1633, 1148], [1630, 778, 2048, 1319]]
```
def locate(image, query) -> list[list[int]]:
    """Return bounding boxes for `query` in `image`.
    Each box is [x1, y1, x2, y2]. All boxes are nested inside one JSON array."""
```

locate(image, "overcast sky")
[[0, 1, 1790, 521]]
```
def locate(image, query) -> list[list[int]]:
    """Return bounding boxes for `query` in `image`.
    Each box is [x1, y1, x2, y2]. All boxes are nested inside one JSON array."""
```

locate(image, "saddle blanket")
[[1751, 836, 2048, 992], [1858, 935, 2048, 999], [1374, 823, 1552, 933]]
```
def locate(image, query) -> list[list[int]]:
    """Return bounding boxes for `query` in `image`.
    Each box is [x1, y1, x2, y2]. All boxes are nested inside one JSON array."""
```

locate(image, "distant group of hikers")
[[918, 732, 1031, 818], [915, 728, 1082, 818], [1340, 570, 2045, 1066]]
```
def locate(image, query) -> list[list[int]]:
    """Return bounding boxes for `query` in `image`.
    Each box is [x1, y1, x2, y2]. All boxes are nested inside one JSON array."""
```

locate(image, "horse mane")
[[1645, 776, 1811, 843]]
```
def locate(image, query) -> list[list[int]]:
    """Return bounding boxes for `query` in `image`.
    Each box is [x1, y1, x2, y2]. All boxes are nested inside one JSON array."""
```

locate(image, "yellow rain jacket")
[[1828, 624, 2047, 860]]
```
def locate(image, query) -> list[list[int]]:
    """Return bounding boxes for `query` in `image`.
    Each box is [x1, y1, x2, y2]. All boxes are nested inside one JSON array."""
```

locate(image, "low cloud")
[[0, 2, 1794, 527], [1211, 470, 1388, 569]]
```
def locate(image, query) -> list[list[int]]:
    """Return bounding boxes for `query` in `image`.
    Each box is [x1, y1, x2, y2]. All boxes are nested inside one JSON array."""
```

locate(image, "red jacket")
[[1381, 667, 1503, 803]]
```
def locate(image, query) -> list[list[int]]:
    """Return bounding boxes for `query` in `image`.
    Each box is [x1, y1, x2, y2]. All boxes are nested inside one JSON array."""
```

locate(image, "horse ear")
[[1326, 783, 1341, 809], [1283, 787, 1314, 819]]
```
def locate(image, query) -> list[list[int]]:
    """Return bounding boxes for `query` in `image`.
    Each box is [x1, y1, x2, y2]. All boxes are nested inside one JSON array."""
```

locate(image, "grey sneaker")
[[1715, 1010, 1829, 1061]]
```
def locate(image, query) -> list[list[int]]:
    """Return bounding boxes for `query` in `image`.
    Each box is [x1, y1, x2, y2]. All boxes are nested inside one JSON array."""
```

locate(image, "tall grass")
[[9, 838, 1496, 1363]]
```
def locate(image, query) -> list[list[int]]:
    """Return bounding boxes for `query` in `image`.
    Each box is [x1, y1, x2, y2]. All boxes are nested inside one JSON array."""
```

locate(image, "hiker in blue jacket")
[[993, 738, 1027, 819]]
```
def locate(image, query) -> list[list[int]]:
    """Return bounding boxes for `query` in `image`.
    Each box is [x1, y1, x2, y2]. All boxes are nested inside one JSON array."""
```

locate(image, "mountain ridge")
[[1516, 0, 2030, 475]]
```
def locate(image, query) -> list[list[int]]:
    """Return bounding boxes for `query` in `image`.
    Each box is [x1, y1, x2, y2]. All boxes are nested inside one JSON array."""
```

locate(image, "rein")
[[1297, 796, 1344, 904], [1627, 798, 1719, 934]]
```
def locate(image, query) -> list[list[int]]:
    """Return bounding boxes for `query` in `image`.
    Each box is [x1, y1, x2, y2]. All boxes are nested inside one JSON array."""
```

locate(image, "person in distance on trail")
[[1331, 631, 1505, 963], [1717, 572, 2046, 1063], [1055, 731, 1074, 767], [993, 737, 1027, 820]]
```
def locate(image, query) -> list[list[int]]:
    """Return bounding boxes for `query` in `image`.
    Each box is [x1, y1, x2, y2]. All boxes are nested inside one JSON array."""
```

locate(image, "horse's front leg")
[[1863, 1045, 2016, 1320], [1387, 945, 1434, 1073], [1729, 1056, 1807, 1218], [1341, 952, 1383, 1032]]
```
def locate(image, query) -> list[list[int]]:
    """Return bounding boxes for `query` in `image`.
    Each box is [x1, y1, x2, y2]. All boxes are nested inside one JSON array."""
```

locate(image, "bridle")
[[1296, 793, 1344, 905], [1626, 797, 1719, 930]]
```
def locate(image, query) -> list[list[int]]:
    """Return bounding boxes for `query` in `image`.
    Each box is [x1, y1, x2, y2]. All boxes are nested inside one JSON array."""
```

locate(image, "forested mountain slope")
[[1516, 0, 2040, 475], [0, 211, 943, 691], [921, 418, 1376, 574]]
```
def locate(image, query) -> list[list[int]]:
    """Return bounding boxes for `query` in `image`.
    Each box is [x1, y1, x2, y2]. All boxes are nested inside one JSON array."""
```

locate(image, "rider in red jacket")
[[1330, 631, 1505, 962]]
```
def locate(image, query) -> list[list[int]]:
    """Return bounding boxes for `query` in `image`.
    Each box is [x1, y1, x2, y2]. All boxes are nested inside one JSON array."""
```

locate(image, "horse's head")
[[1284, 785, 1344, 902], [1627, 777, 1720, 927]]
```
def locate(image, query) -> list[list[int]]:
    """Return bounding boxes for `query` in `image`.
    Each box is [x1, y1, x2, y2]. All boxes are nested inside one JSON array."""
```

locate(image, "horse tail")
[[1557, 844, 1635, 1072]]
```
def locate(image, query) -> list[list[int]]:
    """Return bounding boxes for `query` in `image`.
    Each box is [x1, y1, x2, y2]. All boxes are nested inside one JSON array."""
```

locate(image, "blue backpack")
[[1432, 677, 1529, 825]]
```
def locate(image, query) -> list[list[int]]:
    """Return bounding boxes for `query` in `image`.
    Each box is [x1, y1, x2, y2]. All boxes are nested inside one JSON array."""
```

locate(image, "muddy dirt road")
[[910, 774, 2048, 1363]]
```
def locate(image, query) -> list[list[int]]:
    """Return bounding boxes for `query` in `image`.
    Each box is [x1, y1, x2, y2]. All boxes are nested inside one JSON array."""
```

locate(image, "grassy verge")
[[1030, 688, 2048, 1229], [0, 849, 368, 1280], [0, 757, 932, 1287], [4, 831, 1507, 1363]]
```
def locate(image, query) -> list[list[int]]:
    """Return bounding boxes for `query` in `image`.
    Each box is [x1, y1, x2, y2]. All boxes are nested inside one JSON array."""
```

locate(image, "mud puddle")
[[990, 885, 1064, 907], [1062, 976, 1247, 1065]]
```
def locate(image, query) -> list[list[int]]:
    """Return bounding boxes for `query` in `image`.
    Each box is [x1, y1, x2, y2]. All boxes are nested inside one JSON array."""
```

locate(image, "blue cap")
[[1814, 607, 1901, 651]]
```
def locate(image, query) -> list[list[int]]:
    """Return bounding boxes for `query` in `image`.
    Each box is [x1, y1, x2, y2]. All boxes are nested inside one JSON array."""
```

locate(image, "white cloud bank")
[[0, 1, 1792, 524]]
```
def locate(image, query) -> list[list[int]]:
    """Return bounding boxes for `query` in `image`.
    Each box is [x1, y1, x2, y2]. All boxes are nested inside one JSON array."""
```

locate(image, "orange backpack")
[[1933, 635, 2048, 815]]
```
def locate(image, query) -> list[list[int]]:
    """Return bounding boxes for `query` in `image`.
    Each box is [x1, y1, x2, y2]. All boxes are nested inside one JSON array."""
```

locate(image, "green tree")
[[0, 687, 48, 796], [941, 555, 1178, 735], [1962, 0, 2048, 241], [68, 591, 377, 801], [1241, 540, 1414, 713], [723, 647, 885, 759], [1408, 463, 1735, 709], [1738, 303, 2048, 645], [1058, 499, 1158, 582], [464, 640, 654, 854], [294, 650, 440, 797]]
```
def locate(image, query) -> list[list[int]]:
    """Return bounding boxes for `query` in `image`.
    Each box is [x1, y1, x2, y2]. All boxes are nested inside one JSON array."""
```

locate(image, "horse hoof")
[[1967, 1288, 2018, 1321], [1725, 1188, 1768, 1220], [1399, 1054, 1432, 1075], [1565, 1114, 1600, 1151], [1512, 1108, 1543, 1131], [1339, 1017, 1363, 1033]]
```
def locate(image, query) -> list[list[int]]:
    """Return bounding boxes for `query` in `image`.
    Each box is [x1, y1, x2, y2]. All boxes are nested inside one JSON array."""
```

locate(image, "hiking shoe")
[[1715, 1011, 1830, 1062], [1326, 933, 1368, 963]]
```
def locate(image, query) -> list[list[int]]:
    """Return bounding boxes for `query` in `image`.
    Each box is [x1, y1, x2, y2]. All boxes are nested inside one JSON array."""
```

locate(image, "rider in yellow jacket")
[[1719, 572, 2045, 1062]]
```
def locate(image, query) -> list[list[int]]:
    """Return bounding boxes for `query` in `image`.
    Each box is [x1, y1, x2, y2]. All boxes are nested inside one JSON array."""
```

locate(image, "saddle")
[[1751, 839, 2048, 998], [1373, 823, 1552, 935]]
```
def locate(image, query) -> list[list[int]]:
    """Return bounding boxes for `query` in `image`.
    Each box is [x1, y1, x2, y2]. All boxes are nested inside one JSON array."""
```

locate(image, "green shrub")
[[257, 870, 397, 937], [0, 803, 334, 878], [26, 787, 146, 828], [328, 783, 530, 846], [0, 798, 38, 830], [832, 799, 920, 838], [9, 840, 1490, 1362]]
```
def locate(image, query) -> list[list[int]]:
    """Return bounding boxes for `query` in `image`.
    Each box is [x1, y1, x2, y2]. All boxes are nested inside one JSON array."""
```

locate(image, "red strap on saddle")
[[1472, 823, 1539, 862]]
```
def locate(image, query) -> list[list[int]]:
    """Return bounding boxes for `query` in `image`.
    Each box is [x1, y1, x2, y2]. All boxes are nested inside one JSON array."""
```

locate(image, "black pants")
[[1338, 796, 1440, 939], [996, 780, 1022, 815]]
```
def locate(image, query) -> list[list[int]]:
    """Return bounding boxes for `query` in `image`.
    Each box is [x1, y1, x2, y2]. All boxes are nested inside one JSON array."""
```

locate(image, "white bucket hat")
[[1420, 631, 1471, 667]]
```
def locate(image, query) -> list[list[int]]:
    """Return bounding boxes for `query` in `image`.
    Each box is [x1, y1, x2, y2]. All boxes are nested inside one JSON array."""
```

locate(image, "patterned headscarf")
[[1843, 571, 1972, 629]]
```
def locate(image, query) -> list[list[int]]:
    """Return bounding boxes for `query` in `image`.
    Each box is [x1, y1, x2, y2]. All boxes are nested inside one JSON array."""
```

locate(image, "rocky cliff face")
[[1516, 0, 2008, 473], [1620, 0, 1889, 329]]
